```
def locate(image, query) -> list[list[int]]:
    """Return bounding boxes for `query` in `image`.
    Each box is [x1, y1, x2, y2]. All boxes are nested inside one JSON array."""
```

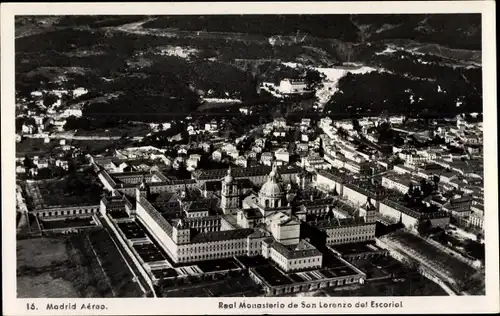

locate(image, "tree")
[[43, 93, 59, 107], [476, 232, 484, 243], [23, 155, 34, 169], [392, 156, 405, 166], [417, 220, 432, 237]]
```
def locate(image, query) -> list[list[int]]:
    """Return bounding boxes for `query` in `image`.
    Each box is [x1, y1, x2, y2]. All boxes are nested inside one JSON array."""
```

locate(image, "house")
[[187, 125, 197, 136], [227, 149, 240, 160], [334, 120, 354, 131], [255, 138, 266, 148], [236, 156, 248, 168], [279, 78, 308, 94], [186, 157, 199, 171], [468, 204, 484, 229], [244, 151, 258, 160], [320, 117, 333, 129], [62, 105, 83, 118], [21, 124, 35, 134], [273, 117, 287, 128], [55, 159, 69, 171], [34, 158, 50, 169], [252, 145, 263, 154], [239, 107, 253, 115], [300, 118, 311, 132], [52, 119, 67, 132], [212, 150, 223, 162], [201, 142, 212, 153], [189, 154, 202, 163], [177, 147, 188, 155], [263, 126, 273, 135], [381, 172, 421, 194], [72, 87, 89, 97], [296, 142, 309, 153], [388, 115, 405, 125], [274, 148, 290, 163], [260, 152, 274, 166], [222, 143, 237, 154], [273, 128, 287, 138], [205, 120, 218, 133]]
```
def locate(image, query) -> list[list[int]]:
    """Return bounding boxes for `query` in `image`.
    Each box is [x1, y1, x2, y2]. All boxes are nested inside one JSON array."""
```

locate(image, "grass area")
[[350, 256, 398, 280], [70, 139, 117, 152], [33, 171, 102, 207], [87, 229, 144, 297], [152, 268, 178, 279], [16, 236, 103, 298], [17, 237, 68, 268], [16, 138, 57, 155], [324, 275, 448, 297], [18, 273, 79, 298], [253, 265, 292, 286], [236, 255, 270, 268], [331, 241, 380, 255], [391, 231, 476, 280], [196, 259, 239, 273], [133, 243, 166, 263], [17, 230, 142, 298], [40, 217, 96, 230], [160, 276, 263, 297]]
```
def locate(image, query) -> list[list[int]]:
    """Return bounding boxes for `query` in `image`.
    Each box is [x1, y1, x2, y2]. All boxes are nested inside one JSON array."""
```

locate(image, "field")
[[389, 231, 476, 280], [160, 276, 264, 297], [350, 256, 405, 280], [16, 138, 58, 156], [18, 273, 79, 298], [17, 237, 93, 298], [40, 217, 96, 230], [32, 171, 102, 208], [323, 274, 448, 297], [17, 230, 143, 298]]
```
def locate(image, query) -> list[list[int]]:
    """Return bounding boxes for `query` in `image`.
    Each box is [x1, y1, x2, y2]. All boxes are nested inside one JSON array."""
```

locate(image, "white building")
[[381, 172, 421, 194], [274, 148, 290, 163], [260, 152, 274, 166], [279, 79, 308, 94]]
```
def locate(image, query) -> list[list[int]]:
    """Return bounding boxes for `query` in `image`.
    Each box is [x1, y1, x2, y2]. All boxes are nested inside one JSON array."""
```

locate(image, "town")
[[16, 86, 484, 297], [14, 14, 485, 300]]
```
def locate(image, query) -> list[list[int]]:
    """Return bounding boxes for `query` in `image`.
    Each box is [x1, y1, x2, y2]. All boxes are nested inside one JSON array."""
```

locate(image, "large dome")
[[259, 180, 284, 197]]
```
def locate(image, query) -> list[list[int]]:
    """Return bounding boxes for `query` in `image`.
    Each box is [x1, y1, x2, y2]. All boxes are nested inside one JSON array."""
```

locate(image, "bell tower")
[[221, 166, 240, 214]]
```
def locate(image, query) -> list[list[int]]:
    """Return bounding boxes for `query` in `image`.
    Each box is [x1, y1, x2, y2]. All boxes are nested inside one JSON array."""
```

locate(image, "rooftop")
[[193, 165, 299, 181], [271, 239, 321, 259], [310, 217, 368, 230], [190, 228, 254, 244]]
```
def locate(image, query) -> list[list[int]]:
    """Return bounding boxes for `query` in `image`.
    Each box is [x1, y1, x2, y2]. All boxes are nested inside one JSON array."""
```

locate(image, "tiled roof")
[[190, 228, 254, 243]]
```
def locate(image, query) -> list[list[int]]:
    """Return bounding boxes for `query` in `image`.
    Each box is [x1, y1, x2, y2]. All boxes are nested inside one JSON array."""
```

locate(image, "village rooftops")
[[192, 165, 300, 181], [381, 198, 449, 220], [449, 196, 472, 204], [383, 171, 421, 187]]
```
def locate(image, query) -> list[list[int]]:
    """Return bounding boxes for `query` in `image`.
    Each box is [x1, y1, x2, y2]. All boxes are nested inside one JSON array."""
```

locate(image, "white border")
[[1, 2, 498, 315]]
